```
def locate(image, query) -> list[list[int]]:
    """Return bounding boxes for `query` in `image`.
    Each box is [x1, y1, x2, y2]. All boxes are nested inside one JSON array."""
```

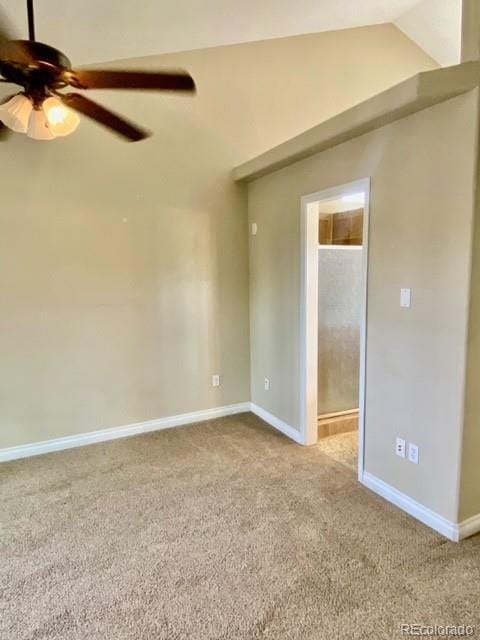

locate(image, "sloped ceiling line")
[[2, 0, 461, 66]]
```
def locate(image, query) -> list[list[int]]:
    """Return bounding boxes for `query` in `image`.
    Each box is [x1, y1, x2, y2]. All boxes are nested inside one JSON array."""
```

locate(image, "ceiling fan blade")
[[59, 92, 150, 142], [67, 69, 196, 93]]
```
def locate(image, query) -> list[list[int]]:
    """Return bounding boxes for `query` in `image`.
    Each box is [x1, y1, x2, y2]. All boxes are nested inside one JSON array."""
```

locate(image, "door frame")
[[300, 177, 370, 481]]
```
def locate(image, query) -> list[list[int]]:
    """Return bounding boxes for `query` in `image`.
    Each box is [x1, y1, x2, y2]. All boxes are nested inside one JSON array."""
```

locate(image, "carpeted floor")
[[1, 413, 479, 640], [316, 430, 358, 471]]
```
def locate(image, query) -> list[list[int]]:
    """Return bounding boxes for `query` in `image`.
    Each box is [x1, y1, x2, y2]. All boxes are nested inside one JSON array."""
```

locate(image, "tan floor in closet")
[[318, 410, 358, 439], [1, 413, 479, 640]]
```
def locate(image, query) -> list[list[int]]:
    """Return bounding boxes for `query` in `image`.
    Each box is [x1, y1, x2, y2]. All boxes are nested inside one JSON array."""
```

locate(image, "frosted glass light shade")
[[0, 94, 80, 140], [27, 108, 55, 140], [43, 97, 79, 137], [0, 94, 33, 133]]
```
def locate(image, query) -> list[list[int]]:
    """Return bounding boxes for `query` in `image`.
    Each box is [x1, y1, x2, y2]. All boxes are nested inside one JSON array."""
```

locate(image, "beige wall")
[[459, 90, 480, 521], [0, 25, 436, 449], [248, 91, 478, 521], [462, 0, 480, 62]]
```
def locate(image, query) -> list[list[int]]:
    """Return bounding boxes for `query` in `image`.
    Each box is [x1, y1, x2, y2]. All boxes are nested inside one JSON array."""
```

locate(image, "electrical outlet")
[[408, 443, 419, 464], [264, 378, 270, 391], [395, 437, 406, 458], [212, 374, 220, 387]]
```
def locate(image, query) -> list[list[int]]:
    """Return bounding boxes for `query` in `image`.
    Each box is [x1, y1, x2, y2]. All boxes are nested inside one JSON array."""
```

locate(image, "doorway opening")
[[300, 178, 370, 480]]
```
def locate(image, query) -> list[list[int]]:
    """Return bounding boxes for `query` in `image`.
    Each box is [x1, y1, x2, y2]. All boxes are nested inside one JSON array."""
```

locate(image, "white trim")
[[361, 471, 480, 542], [458, 513, 480, 540], [0, 402, 251, 463], [4, 404, 479, 540], [300, 195, 319, 446], [300, 178, 370, 479], [318, 408, 359, 420], [318, 245, 363, 251], [250, 403, 304, 445], [358, 181, 370, 481]]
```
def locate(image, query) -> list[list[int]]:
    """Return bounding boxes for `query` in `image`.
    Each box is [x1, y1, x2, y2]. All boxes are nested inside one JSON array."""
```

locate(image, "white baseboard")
[[458, 513, 480, 540], [362, 472, 459, 541], [250, 403, 304, 445], [7, 407, 478, 542], [0, 402, 251, 463], [362, 471, 480, 542]]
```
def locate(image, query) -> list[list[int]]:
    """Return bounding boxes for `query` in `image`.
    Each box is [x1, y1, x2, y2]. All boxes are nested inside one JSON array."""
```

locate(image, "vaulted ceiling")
[[3, 0, 462, 66]]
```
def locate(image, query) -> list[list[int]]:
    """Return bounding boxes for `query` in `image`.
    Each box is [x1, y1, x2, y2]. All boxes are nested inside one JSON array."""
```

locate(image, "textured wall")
[[317, 248, 362, 415], [248, 92, 478, 521], [0, 26, 436, 449]]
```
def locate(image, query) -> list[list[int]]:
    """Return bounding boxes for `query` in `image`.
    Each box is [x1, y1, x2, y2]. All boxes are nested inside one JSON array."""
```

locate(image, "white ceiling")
[[2, 0, 462, 66], [396, 0, 462, 66]]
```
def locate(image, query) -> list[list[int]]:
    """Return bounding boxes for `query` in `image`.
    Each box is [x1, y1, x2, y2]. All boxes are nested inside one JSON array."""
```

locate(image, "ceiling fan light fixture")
[[0, 93, 33, 133], [0, 0, 195, 143], [27, 107, 55, 140], [43, 96, 79, 137]]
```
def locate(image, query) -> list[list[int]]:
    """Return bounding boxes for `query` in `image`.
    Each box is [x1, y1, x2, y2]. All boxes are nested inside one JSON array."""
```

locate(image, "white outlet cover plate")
[[400, 288, 412, 308]]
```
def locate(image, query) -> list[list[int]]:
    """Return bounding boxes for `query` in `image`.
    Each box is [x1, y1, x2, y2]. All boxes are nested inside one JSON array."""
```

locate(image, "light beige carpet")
[[1, 413, 479, 640]]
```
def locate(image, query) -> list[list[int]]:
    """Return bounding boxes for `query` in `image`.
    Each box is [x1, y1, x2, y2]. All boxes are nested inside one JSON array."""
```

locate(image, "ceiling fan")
[[0, 0, 196, 142]]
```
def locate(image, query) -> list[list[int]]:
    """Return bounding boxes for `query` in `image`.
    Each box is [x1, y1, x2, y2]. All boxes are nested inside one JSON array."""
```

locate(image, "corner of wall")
[[458, 86, 480, 523]]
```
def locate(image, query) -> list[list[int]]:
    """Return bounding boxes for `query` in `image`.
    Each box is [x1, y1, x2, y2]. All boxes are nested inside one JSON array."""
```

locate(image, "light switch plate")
[[400, 288, 412, 308], [251, 223, 258, 236]]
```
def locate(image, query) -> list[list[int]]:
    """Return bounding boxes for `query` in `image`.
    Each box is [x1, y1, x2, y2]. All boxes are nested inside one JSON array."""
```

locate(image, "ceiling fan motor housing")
[[0, 40, 71, 102]]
